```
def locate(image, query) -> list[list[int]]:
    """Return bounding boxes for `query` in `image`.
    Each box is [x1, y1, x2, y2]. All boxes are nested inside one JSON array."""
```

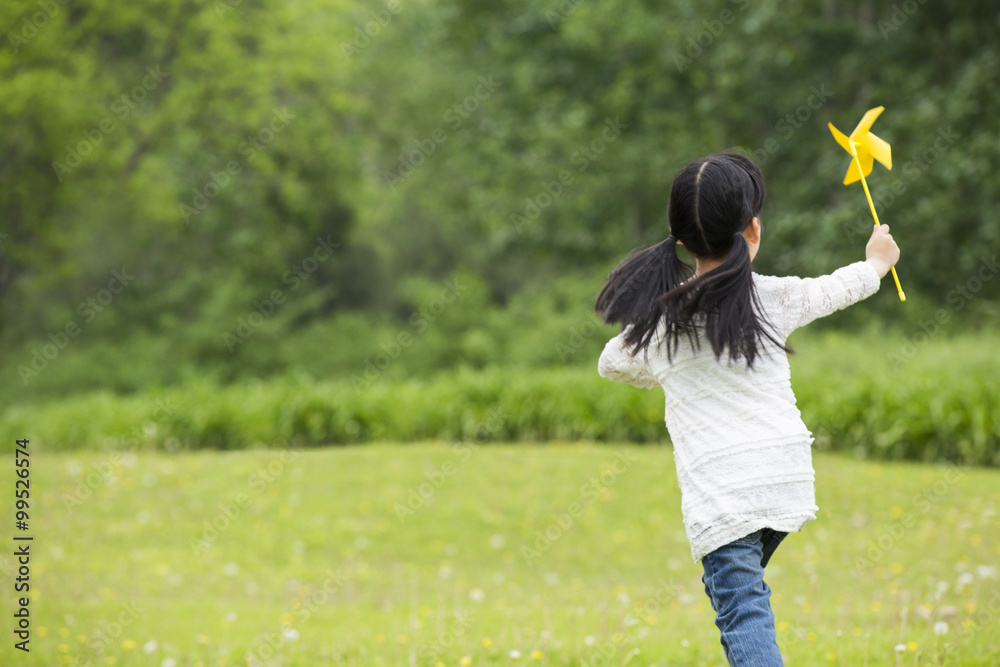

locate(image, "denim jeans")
[[701, 528, 787, 666]]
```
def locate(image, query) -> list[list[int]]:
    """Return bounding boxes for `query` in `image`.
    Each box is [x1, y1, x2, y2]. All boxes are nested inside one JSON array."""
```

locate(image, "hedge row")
[[2, 333, 996, 465]]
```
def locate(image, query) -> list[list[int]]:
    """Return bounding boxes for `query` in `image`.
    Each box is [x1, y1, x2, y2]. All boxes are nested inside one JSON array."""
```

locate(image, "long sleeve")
[[762, 261, 881, 335], [598, 330, 660, 389]]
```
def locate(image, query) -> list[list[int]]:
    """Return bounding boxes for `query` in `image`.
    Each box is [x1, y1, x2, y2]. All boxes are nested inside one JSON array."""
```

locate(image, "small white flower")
[[509, 649, 521, 659], [223, 562, 239, 576], [617, 593, 631, 605], [161, 658, 177, 667], [894, 643, 906, 652], [282, 628, 299, 641], [489, 534, 505, 549], [144, 640, 159, 654], [957, 572, 974, 587], [224, 611, 237, 623], [934, 621, 949, 635], [681, 639, 690, 648], [584, 635, 595, 646], [469, 588, 485, 602], [976, 565, 997, 579]]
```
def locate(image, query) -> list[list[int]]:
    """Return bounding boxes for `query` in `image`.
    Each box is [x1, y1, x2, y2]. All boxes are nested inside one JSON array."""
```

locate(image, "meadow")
[[2, 443, 997, 666]]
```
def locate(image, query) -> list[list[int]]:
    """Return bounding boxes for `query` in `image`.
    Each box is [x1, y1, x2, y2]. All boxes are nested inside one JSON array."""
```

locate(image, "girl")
[[594, 152, 899, 666]]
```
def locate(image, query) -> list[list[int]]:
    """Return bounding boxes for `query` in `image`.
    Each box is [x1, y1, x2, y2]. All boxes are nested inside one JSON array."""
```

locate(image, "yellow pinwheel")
[[829, 106, 905, 302]]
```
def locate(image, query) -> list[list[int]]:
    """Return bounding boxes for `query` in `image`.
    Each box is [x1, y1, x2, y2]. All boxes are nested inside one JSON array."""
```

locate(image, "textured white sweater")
[[598, 261, 881, 561]]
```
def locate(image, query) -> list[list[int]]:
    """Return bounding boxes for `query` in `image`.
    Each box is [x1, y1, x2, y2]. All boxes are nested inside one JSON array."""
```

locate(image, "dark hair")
[[594, 152, 787, 367]]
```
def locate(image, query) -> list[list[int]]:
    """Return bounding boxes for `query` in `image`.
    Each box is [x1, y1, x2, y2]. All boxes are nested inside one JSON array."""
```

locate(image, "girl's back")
[[599, 261, 881, 562], [594, 151, 899, 667]]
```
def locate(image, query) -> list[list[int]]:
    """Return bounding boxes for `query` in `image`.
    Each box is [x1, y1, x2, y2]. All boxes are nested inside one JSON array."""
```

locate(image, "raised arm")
[[770, 224, 898, 333]]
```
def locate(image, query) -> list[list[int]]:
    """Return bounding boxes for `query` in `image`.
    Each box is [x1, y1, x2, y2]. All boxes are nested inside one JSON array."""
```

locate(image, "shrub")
[[2, 333, 996, 466]]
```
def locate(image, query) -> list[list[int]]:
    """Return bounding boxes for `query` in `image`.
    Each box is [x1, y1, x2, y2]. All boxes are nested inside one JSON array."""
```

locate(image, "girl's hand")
[[865, 224, 900, 279]]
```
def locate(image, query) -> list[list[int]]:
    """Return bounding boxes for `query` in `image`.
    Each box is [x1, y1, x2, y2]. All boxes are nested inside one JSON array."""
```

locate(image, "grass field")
[[2, 443, 998, 666]]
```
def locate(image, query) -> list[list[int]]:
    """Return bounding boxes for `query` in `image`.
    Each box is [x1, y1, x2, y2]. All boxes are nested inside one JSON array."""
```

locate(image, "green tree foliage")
[[0, 0, 997, 406]]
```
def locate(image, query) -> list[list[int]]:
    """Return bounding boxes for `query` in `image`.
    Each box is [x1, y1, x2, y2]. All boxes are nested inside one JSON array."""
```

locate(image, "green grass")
[[2, 444, 998, 666]]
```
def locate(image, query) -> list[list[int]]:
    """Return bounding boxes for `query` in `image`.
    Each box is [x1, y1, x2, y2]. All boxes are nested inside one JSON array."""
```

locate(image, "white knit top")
[[598, 261, 881, 561]]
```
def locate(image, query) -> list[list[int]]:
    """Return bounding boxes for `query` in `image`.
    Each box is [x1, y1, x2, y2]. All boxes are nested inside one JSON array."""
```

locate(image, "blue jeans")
[[701, 528, 787, 666]]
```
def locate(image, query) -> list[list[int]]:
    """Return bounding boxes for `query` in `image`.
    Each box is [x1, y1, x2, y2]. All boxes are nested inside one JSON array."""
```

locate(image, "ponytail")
[[655, 231, 786, 367], [594, 235, 693, 354]]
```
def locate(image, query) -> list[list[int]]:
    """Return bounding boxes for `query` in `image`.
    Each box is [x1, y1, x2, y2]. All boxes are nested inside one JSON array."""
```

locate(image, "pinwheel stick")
[[847, 139, 905, 302]]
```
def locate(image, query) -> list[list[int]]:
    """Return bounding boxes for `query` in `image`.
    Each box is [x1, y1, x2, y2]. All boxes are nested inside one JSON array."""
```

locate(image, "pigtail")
[[595, 235, 693, 355], [657, 231, 786, 367]]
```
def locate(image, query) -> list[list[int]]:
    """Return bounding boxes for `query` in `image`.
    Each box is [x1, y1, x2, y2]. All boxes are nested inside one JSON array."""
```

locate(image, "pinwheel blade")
[[849, 106, 885, 141], [861, 131, 892, 170]]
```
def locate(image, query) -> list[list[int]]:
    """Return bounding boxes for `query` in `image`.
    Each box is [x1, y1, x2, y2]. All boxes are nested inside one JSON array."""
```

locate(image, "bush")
[[1, 332, 997, 466]]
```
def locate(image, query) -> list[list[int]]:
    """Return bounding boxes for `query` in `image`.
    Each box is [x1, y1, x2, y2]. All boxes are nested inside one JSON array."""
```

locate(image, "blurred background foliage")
[[0, 0, 998, 456]]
